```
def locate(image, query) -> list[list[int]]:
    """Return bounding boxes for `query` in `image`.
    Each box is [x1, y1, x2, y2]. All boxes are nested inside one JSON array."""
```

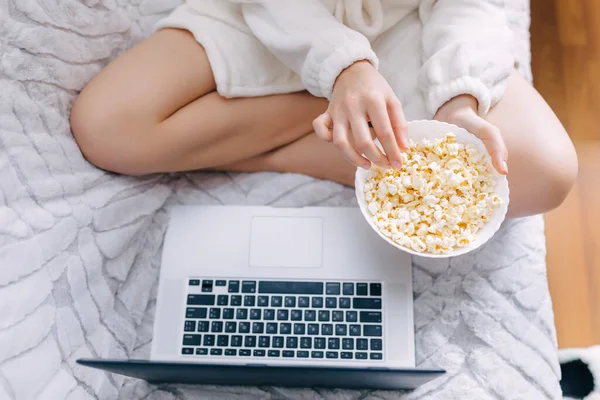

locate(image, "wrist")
[[334, 60, 374, 88], [434, 94, 479, 121]]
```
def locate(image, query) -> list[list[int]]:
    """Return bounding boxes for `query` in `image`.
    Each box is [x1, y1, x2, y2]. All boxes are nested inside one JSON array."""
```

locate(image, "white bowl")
[[355, 120, 510, 258]]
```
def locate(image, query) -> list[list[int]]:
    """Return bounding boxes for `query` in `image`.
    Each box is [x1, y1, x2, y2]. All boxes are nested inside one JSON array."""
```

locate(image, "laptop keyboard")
[[181, 279, 384, 361]]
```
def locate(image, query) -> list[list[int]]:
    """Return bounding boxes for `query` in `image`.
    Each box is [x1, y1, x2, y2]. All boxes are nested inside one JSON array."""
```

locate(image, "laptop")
[[78, 206, 444, 389]]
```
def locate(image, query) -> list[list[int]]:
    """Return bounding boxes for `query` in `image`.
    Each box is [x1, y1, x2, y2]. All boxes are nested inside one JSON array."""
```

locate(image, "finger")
[[313, 112, 333, 142], [350, 114, 390, 167], [332, 118, 371, 169], [368, 99, 403, 169], [462, 117, 509, 175], [387, 96, 409, 151]]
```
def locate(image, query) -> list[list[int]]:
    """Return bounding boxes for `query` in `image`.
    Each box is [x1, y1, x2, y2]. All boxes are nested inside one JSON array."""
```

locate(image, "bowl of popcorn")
[[355, 120, 509, 258]]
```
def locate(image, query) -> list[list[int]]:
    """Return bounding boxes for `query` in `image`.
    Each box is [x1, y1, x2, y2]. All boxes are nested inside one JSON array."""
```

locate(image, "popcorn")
[[363, 133, 502, 254]]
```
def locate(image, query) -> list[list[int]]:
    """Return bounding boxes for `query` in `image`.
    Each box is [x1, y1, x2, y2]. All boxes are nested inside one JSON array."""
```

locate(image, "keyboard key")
[[225, 348, 237, 356], [197, 321, 209, 333], [339, 298, 351, 309], [228, 280, 240, 293], [231, 295, 242, 306], [326, 282, 340, 295], [216, 280, 227, 287], [293, 323, 306, 335], [266, 323, 278, 334], [250, 309, 262, 320], [283, 350, 295, 358], [259, 336, 270, 348], [225, 321, 237, 333], [370, 283, 382, 296], [349, 325, 361, 336], [196, 348, 208, 355], [277, 310, 289, 321], [182, 347, 193, 355], [332, 311, 344, 322], [342, 338, 354, 350], [245, 336, 257, 347], [209, 308, 221, 319], [318, 311, 330, 321], [258, 296, 269, 306], [222, 308, 234, 320], [244, 296, 256, 307], [280, 323, 292, 334], [326, 351, 339, 359], [341, 352, 353, 359], [271, 296, 283, 307], [184, 320, 196, 332], [236, 309, 248, 320], [356, 283, 368, 296], [360, 311, 382, 323], [308, 324, 319, 335], [325, 297, 337, 309], [242, 281, 256, 293], [322, 324, 333, 336], [311, 351, 324, 358], [363, 325, 382, 337], [268, 350, 281, 357], [305, 310, 316, 321], [187, 294, 215, 306], [300, 337, 312, 348], [343, 283, 354, 296], [298, 297, 310, 308], [186, 308, 207, 319], [231, 335, 243, 347], [211, 321, 223, 333], [239, 322, 250, 333], [202, 280, 213, 293], [311, 297, 323, 308], [335, 324, 347, 336], [183, 334, 202, 346], [253, 349, 266, 357], [217, 335, 229, 347], [189, 279, 200, 286], [203, 335, 215, 346], [346, 311, 358, 322], [291, 310, 302, 321], [353, 298, 382, 310], [239, 349, 251, 356], [285, 296, 296, 307], [356, 352, 368, 359], [217, 295, 228, 306], [328, 338, 340, 349], [259, 281, 324, 295], [297, 350, 309, 358], [286, 337, 298, 348], [370, 352, 383, 360], [357, 339, 368, 350], [314, 337, 326, 349], [264, 309, 275, 320], [370, 339, 383, 351], [252, 322, 264, 334], [273, 336, 284, 348]]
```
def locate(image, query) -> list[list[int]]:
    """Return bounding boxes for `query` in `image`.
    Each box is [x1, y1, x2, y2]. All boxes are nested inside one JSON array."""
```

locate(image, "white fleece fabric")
[[163, 0, 515, 117]]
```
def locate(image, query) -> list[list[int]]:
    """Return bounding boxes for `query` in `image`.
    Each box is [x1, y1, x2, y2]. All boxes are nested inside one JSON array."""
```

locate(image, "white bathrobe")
[[156, 0, 515, 118]]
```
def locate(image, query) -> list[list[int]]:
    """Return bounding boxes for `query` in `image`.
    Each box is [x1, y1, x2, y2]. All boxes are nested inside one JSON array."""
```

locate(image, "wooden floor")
[[531, 0, 600, 349]]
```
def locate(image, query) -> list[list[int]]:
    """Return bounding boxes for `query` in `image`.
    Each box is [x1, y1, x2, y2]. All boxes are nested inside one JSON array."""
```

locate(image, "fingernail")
[[361, 163, 372, 170], [502, 160, 508, 174], [392, 161, 402, 169]]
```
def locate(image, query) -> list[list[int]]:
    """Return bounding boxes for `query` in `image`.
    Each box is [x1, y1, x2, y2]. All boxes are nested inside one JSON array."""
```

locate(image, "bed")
[[0, 0, 561, 398]]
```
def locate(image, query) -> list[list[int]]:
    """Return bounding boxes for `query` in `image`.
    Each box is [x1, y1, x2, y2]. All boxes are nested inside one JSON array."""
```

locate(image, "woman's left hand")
[[434, 94, 509, 175]]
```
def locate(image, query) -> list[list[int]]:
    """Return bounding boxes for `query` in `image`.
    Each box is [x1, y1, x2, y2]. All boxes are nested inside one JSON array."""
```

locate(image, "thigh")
[[486, 70, 578, 217]]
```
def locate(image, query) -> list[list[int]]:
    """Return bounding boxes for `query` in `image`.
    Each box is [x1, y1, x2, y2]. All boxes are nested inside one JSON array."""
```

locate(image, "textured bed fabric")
[[0, 0, 560, 399]]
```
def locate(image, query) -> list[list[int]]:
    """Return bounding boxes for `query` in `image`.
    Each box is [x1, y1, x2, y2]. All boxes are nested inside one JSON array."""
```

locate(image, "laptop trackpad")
[[249, 217, 322, 268]]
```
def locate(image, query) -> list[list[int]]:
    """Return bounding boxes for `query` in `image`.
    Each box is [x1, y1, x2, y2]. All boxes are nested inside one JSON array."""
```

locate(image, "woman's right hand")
[[313, 60, 409, 169]]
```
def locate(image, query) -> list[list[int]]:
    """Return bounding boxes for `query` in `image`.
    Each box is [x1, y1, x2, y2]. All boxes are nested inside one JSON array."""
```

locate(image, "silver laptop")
[[151, 205, 415, 368]]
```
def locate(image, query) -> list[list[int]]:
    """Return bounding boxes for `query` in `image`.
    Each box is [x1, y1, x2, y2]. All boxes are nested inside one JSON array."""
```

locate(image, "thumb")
[[461, 116, 508, 175]]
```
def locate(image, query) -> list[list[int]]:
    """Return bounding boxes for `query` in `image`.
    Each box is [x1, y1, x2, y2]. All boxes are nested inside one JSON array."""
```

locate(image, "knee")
[[70, 93, 151, 176]]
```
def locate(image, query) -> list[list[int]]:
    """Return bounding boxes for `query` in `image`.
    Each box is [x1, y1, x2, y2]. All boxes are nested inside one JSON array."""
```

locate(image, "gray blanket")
[[0, 0, 561, 399]]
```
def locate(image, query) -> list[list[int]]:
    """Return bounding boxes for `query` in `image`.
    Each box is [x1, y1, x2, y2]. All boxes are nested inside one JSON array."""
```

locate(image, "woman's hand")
[[312, 61, 409, 169], [434, 94, 509, 175]]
